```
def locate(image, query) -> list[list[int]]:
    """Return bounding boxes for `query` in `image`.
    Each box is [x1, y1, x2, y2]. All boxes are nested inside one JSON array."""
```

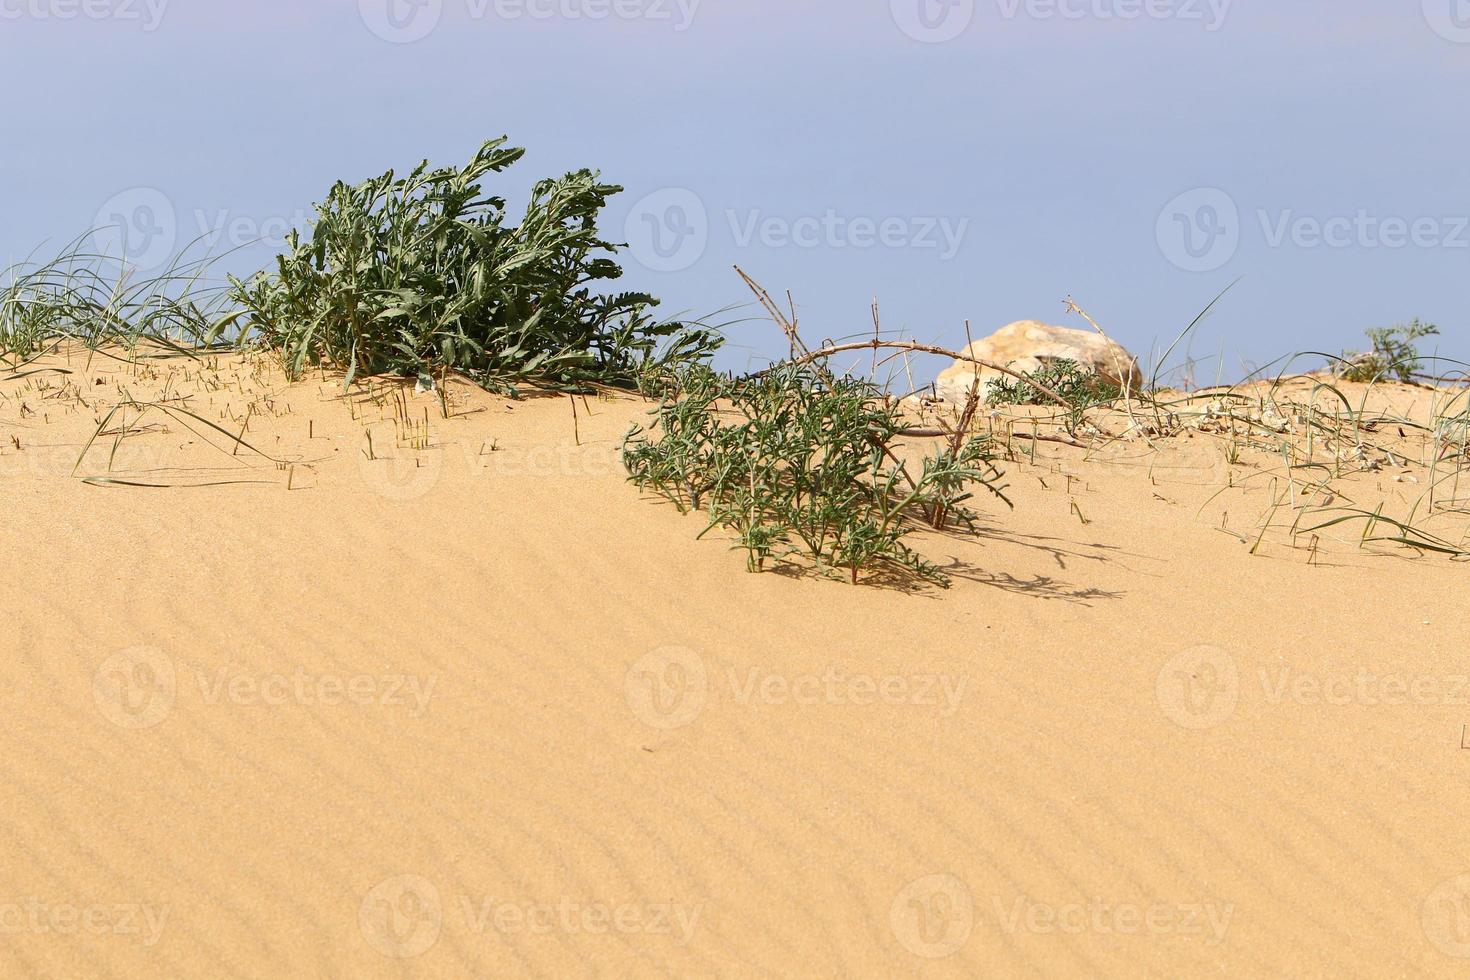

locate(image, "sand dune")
[[2, 346, 1468, 976]]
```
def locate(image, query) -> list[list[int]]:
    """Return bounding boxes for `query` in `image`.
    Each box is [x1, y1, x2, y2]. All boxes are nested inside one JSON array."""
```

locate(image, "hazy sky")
[[3, 0, 1467, 382]]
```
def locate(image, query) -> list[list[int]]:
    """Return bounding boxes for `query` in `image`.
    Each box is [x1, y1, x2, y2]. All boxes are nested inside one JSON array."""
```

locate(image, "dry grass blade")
[[74, 398, 288, 479]]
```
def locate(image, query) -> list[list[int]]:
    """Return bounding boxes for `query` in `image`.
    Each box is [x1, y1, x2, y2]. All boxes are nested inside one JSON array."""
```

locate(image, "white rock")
[[933, 320, 1142, 404]]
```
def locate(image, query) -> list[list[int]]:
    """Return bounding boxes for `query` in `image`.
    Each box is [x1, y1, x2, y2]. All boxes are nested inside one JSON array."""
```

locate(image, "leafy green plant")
[[230, 137, 719, 392], [1337, 319, 1438, 383], [623, 363, 1010, 587], [985, 358, 1121, 429]]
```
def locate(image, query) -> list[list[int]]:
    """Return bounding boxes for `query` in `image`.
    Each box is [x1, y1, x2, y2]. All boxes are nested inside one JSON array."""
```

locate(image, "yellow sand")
[[2, 346, 1468, 977]]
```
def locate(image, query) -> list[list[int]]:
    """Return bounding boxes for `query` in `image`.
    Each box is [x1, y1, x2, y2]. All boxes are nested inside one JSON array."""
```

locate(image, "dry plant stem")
[[777, 340, 1080, 413], [1059, 296, 1167, 452], [735, 266, 808, 359], [1064, 296, 1139, 421], [927, 322, 987, 527], [898, 426, 1089, 450], [733, 270, 1108, 434], [870, 299, 881, 378]]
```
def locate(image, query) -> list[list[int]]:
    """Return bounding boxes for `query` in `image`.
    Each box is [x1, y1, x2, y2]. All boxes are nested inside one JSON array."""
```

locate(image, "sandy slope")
[[2, 346, 1469, 977]]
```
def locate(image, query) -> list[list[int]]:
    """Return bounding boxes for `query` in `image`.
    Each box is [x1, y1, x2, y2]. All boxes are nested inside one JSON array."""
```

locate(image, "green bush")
[[984, 358, 1120, 429], [231, 137, 719, 391], [623, 364, 1010, 587], [1337, 319, 1439, 383]]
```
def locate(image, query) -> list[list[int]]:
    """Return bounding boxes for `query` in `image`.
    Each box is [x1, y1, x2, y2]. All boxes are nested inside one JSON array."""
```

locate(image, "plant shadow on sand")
[[927, 520, 1128, 603], [738, 514, 1128, 603], [934, 528, 1128, 605]]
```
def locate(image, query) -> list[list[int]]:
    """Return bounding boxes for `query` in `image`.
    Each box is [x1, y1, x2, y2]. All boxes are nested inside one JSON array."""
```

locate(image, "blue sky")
[[3, 0, 1468, 383]]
